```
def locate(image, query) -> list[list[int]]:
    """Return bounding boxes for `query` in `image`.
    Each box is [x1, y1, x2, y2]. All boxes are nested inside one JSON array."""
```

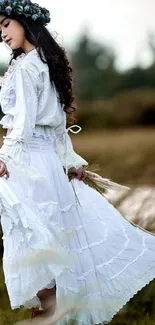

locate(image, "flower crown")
[[0, 0, 51, 25]]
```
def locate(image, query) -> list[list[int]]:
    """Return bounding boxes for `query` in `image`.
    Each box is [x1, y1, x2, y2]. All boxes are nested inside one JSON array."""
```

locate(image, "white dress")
[[0, 49, 155, 325]]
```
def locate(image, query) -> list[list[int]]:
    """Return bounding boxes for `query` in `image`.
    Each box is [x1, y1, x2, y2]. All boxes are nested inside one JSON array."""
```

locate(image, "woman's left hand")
[[68, 166, 85, 181]]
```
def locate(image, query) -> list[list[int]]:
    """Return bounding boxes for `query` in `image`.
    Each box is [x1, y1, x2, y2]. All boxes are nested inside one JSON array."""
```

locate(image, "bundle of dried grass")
[[68, 164, 130, 195]]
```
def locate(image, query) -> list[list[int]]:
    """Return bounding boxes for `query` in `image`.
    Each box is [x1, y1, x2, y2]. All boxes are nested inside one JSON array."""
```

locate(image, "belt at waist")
[[27, 134, 55, 151], [2, 133, 57, 167]]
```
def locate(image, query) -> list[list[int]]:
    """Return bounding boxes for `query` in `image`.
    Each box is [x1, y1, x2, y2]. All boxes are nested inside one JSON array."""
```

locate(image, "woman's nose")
[[1, 30, 7, 41]]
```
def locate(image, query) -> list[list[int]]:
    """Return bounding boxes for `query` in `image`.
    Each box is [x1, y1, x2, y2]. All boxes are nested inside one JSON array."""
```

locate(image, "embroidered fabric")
[[2, 53, 26, 86], [0, 53, 26, 110]]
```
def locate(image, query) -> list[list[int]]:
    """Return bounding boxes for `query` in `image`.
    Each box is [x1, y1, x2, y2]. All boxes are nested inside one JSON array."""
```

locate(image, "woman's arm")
[[0, 65, 38, 166]]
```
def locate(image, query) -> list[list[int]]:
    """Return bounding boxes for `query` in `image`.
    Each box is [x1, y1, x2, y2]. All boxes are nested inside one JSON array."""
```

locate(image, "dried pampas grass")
[[68, 164, 130, 195]]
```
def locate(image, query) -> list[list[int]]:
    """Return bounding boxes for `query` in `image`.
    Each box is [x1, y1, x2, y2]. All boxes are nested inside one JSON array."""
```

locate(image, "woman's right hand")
[[0, 160, 10, 179]]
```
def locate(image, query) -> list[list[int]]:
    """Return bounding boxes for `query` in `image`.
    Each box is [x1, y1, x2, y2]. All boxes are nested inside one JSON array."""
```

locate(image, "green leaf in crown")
[[15, 4, 23, 14]]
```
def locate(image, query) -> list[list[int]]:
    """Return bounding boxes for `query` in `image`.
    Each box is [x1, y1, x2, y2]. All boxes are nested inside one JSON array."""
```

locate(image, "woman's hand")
[[0, 160, 10, 179], [68, 166, 85, 181]]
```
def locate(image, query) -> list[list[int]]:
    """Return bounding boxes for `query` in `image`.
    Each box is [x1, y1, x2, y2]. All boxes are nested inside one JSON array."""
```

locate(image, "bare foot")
[[37, 286, 56, 316]]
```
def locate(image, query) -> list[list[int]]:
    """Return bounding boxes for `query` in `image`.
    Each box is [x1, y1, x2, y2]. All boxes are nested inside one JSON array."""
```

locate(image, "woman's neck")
[[21, 40, 36, 54]]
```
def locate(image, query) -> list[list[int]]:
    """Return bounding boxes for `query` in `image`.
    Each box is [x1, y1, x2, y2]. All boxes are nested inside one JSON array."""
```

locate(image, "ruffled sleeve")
[[0, 65, 38, 165], [54, 112, 88, 174]]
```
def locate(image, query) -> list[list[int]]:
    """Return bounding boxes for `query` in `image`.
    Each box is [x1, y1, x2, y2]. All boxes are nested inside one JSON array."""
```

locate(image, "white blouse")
[[0, 49, 88, 174]]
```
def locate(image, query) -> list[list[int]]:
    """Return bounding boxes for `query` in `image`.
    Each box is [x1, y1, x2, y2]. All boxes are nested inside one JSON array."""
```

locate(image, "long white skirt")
[[0, 134, 155, 325]]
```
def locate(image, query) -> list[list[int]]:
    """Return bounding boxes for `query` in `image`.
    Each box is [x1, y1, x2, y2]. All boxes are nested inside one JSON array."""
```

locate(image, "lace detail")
[[53, 263, 155, 325], [0, 115, 14, 129], [1, 53, 26, 87], [0, 53, 26, 114]]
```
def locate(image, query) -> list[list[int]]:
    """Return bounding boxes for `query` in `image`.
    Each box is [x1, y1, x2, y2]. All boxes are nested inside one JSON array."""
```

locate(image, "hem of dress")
[[10, 271, 59, 309], [54, 264, 155, 325]]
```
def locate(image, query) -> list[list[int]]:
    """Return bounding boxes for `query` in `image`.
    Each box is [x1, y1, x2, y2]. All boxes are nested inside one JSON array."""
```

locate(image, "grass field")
[[1, 127, 155, 324], [73, 127, 155, 185]]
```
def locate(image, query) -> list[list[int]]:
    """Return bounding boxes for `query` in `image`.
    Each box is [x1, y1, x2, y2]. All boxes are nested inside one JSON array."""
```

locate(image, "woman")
[[0, 1, 155, 324]]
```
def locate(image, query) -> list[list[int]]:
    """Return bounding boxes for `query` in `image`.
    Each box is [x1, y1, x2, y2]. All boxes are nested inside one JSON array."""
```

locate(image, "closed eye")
[[4, 22, 9, 28]]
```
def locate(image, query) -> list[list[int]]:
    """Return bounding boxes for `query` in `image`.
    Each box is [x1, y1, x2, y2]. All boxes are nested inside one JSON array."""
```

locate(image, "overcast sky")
[[1, 0, 155, 70]]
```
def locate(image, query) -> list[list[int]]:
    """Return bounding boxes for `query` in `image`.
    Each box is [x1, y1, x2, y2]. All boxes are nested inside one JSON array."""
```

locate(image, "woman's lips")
[[6, 39, 12, 45]]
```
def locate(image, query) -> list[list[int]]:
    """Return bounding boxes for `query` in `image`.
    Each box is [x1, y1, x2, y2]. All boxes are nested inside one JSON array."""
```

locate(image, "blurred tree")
[[71, 33, 120, 100], [70, 32, 155, 128], [70, 31, 155, 102]]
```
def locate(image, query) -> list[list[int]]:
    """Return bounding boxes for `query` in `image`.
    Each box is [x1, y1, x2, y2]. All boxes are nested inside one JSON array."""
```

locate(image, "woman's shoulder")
[[17, 49, 48, 78], [1, 49, 49, 92]]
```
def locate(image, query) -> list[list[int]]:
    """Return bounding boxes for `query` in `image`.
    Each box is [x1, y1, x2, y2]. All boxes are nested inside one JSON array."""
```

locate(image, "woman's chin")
[[9, 42, 20, 50], [9, 44, 15, 50]]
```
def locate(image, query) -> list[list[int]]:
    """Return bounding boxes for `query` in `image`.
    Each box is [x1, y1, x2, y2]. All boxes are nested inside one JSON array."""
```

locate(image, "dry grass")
[[72, 128, 155, 185]]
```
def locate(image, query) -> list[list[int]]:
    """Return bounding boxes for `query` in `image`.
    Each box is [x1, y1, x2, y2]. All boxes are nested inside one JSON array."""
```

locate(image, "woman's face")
[[0, 15, 26, 49]]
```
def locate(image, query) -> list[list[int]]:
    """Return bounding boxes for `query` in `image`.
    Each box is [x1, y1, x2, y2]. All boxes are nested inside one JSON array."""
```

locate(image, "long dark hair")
[[7, 13, 76, 116]]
